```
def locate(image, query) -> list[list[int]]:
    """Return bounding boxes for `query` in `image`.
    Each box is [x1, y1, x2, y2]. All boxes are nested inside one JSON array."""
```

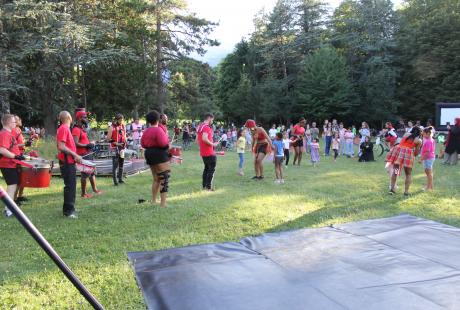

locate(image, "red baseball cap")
[[75, 111, 88, 120]]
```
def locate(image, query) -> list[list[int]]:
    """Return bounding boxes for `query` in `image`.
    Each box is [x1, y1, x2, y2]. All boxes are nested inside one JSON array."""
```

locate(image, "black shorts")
[[256, 143, 268, 154], [1, 167, 19, 185], [145, 148, 170, 166], [221, 141, 227, 148], [293, 139, 303, 148]]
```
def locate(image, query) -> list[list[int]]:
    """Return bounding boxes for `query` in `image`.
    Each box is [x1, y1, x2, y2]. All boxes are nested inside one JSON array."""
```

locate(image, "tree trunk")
[[155, 11, 165, 113], [1, 62, 10, 113]]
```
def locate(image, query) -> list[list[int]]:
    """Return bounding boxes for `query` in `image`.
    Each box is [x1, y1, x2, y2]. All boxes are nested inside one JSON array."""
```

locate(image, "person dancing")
[[386, 126, 422, 196], [245, 120, 272, 180], [141, 110, 171, 207], [292, 118, 306, 165]]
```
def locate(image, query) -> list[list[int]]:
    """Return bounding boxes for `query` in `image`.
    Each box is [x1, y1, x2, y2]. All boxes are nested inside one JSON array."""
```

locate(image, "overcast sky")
[[188, 0, 402, 66]]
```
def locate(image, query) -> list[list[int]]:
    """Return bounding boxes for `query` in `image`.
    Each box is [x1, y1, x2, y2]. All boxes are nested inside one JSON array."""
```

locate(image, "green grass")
[[1, 143, 459, 309]]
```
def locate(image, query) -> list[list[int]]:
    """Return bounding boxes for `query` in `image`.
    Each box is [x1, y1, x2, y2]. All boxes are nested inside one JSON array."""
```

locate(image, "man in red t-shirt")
[[107, 113, 127, 185], [197, 113, 218, 190], [12, 115, 31, 203], [0, 114, 24, 217], [57, 111, 82, 218], [72, 111, 102, 198]]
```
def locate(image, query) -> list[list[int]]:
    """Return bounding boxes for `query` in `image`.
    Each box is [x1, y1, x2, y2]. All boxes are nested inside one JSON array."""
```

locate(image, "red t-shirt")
[[141, 127, 169, 148], [0, 129, 21, 168], [293, 124, 305, 136], [159, 124, 168, 135], [56, 124, 76, 164], [72, 126, 90, 156], [12, 127, 25, 153], [197, 123, 214, 157]]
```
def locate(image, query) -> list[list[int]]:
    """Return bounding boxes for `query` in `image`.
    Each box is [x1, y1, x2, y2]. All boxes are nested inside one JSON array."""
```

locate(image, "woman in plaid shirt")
[[386, 126, 422, 196]]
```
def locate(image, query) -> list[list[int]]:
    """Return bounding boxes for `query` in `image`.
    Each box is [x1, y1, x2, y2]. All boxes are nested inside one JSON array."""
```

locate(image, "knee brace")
[[157, 170, 171, 193]]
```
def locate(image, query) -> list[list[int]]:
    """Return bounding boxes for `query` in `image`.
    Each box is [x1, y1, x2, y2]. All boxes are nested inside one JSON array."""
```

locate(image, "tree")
[[332, 0, 399, 123], [295, 46, 354, 120], [395, 0, 460, 120]]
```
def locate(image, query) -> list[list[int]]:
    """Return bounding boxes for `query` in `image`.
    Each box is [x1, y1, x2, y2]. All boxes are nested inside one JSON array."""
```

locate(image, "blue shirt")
[[273, 140, 284, 157]]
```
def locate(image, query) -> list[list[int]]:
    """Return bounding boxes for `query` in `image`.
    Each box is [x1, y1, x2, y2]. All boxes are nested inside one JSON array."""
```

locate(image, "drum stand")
[[0, 187, 104, 309]]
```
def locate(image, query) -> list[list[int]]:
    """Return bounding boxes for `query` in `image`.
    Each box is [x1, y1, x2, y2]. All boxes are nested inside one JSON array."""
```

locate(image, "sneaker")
[[388, 190, 396, 195], [403, 192, 410, 197], [81, 193, 93, 199], [17, 196, 28, 202], [118, 180, 125, 184], [251, 176, 259, 180], [13, 199, 22, 206], [258, 175, 264, 180], [274, 179, 280, 184], [3, 209, 13, 217], [280, 179, 285, 184], [66, 213, 78, 219]]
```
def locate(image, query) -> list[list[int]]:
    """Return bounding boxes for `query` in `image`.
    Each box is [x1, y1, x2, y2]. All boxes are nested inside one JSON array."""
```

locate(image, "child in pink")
[[419, 126, 436, 191]]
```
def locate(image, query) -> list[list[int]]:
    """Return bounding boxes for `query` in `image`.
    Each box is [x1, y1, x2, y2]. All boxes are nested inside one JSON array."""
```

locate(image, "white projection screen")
[[440, 108, 460, 125], [436, 103, 460, 130]]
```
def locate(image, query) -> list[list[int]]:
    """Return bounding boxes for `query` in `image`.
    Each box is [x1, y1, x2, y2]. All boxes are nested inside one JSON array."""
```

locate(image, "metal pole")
[[0, 187, 104, 310]]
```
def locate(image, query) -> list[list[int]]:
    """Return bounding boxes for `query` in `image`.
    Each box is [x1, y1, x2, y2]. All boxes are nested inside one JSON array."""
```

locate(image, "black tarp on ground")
[[128, 214, 460, 310]]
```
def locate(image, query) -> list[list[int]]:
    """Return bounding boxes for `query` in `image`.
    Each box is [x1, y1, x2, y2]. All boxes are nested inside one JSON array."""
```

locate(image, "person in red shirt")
[[107, 113, 127, 185], [197, 113, 219, 190], [245, 119, 272, 180], [292, 118, 306, 165], [57, 111, 82, 218], [141, 110, 171, 207], [0, 114, 25, 217], [12, 115, 30, 203], [72, 111, 102, 198]]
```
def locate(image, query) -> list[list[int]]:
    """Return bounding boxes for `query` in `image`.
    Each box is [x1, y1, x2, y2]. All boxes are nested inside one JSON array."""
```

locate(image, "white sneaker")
[[280, 179, 285, 184], [66, 213, 78, 219], [3, 208, 13, 218], [274, 179, 280, 184]]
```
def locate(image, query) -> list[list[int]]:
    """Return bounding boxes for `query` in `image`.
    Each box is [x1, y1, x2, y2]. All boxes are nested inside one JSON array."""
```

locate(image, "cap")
[[75, 111, 87, 120], [245, 119, 256, 129]]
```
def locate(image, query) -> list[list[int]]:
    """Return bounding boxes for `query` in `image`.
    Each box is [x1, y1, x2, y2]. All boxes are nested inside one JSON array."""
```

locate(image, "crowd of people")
[[1, 109, 458, 219]]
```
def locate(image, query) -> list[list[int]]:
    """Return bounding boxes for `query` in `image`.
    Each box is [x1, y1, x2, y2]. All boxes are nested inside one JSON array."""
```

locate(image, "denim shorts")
[[423, 158, 435, 170]]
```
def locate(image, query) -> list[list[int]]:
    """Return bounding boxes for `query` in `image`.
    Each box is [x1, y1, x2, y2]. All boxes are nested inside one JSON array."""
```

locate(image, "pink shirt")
[[421, 137, 435, 160]]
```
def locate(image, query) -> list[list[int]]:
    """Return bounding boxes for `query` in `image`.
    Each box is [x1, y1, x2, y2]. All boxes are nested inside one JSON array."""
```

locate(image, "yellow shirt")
[[237, 136, 246, 153]]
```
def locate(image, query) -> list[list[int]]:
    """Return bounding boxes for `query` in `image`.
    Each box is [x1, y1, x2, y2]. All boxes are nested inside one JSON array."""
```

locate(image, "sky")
[[188, 0, 402, 67]]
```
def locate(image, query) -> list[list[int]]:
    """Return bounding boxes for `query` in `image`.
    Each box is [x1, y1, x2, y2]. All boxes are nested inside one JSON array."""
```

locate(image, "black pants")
[[333, 149, 339, 160], [59, 162, 76, 216], [202, 155, 216, 189], [284, 149, 290, 165], [112, 154, 125, 184]]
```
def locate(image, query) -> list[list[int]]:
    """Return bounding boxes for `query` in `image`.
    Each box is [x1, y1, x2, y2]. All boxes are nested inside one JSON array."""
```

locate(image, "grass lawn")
[[1, 144, 459, 309]]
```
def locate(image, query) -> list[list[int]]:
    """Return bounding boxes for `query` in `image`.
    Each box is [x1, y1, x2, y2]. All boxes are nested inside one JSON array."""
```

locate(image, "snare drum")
[[76, 159, 97, 175], [169, 145, 183, 164], [19, 158, 53, 188]]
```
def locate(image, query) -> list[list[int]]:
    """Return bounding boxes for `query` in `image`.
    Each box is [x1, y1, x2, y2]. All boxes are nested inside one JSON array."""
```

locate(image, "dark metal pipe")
[[0, 186, 104, 309]]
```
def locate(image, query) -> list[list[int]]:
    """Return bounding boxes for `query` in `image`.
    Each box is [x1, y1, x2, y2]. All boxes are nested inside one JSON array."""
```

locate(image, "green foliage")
[[294, 46, 354, 120], [395, 0, 460, 120]]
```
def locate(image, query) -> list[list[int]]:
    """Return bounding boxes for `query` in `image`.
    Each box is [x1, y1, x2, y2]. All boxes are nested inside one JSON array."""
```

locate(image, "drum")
[[19, 158, 53, 188], [169, 145, 182, 164], [76, 159, 97, 175]]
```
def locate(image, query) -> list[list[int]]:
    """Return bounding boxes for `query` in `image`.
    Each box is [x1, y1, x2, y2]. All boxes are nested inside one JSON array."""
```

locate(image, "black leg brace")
[[157, 170, 171, 193]]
